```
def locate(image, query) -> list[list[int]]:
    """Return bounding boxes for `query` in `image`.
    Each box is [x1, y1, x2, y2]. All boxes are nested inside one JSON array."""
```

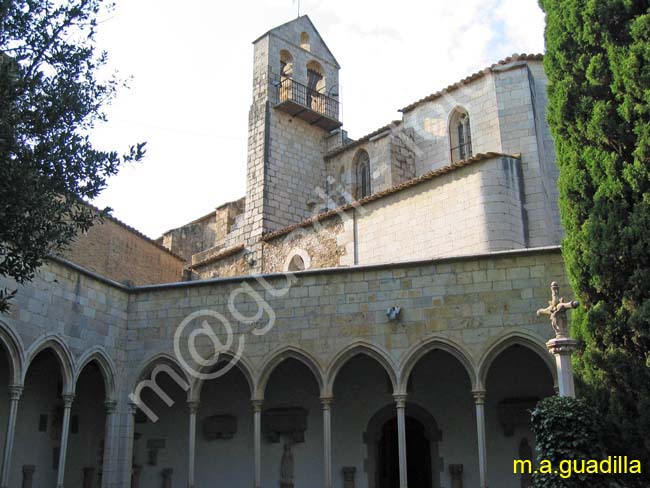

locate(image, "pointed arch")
[[0, 319, 25, 386], [324, 341, 398, 397], [256, 346, 325, 400], [353, 149, 371, 199], [448, 106, 472, 162], [189, 351, 255, 402], [23, 333, 74, 394], [75, 347, 118, 401], [477, 330, 557, 391], [129, 351, 191, 400], [398, 336, 478, 394]]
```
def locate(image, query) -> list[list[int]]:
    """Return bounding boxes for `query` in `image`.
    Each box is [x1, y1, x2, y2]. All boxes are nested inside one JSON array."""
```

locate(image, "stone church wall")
[[401, 72, 502, 176], [355, 155, 526, 265], [62, 217, 185, 286]]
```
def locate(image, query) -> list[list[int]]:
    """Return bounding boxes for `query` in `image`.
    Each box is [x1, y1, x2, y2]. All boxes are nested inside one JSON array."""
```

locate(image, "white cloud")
[[90, 0, 545, 238]]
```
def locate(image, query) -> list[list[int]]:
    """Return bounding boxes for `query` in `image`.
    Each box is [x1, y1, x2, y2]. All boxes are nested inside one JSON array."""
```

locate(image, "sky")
[[90, 0, 546, 239]]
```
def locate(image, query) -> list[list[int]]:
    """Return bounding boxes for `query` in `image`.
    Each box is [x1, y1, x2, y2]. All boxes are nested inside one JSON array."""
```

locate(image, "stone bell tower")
[[242, 16, 341, 266]]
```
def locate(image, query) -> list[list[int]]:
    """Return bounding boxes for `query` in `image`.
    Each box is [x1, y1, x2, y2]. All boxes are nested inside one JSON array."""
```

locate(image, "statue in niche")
[[280, 441, 294, 488], [519, 438, 533, 488]]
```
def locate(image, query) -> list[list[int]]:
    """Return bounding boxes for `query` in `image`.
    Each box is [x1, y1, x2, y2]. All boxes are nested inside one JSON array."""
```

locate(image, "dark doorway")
[[376, 416, 432, 488]]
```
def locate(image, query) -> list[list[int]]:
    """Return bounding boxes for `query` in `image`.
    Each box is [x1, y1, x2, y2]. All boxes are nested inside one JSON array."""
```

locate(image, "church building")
[[0, 16, 571, 488]]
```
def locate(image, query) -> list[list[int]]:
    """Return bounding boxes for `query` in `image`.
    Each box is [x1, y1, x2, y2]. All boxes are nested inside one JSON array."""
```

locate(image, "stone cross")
[[537, 281, 580, 397], [536, 281, 579, 339]]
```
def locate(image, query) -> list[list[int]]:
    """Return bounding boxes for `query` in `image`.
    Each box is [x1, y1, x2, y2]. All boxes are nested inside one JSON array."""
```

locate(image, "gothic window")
[[354, 150, 371, 199], [449, 108, 473, 163]]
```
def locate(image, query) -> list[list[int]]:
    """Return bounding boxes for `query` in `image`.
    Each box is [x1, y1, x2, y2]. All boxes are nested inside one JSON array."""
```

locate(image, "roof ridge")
[[399, 53, 544, 113]]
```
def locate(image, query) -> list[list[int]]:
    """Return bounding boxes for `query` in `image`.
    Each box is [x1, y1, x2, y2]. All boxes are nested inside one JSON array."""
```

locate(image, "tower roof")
[[253, 15, 340, 68]]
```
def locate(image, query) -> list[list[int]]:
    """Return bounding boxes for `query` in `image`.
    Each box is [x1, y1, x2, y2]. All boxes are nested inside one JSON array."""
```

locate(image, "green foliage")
[[531, 396, 609, 488], [0, 0, 145, 312], [539, 0, 650, 484]]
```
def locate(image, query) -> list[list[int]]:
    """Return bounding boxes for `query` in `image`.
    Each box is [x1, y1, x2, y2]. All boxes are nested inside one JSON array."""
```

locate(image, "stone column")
[[472, 390, 488, 488], [83, 466, 96, 488], [252, 400, 263, 488], [188, 401, 200, 488], [1, 385, 23, 488], [321, 397, 333, 488], [21, 465, 34, 488], [449, 464, 464, 488], [547, 339, 579, 397], [101, 400, 117, 488], [537, 281, 580, 398], [56, 393, 75, 488], [394, 394, 408, 488], [162, 468, 173, 488], [125, 402, 138, 488]]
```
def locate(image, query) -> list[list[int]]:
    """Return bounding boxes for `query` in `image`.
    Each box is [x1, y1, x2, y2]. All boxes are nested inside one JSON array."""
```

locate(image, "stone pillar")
[[321, 397, 333, 488], [56, 393, 75, 488], [537, 281, 580, 398], [1, 385, 23, 488], [252, 400, 263, 488], [342, 466, 356, 488], [83, 466, 96, 488], [394, 394, 408, 488], [547, 339, 579, 397], [102, 400, 117, 488], [21, 465, 34, 488], [131, 465, 142, 488], [188, 401, 200, 488], [162, 468, 173, 488], [472, 390, 488, 488], [125, 402, 138, 488], [449, 464, 464, 488]]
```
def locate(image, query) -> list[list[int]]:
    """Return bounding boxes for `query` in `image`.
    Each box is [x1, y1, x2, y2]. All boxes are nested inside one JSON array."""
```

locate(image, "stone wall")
[[61, 217, 184, 286], [262, 216, 346, 273], [402, 72, 501, 175]]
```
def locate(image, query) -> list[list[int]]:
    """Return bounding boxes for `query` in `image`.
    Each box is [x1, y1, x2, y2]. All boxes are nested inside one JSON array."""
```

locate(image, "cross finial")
[[536, 281, 579, 338]]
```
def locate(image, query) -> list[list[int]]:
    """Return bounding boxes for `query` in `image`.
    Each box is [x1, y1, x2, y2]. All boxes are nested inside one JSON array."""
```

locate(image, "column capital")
[[62, 393, 75, 407], [546, 337, 579, 355], [104, 400, 118, 414], [251, 399, 264, 412], [188, 400, 200, 414], [393, 393, 407, 408], [472, 390, 486, 404], [8, 384, 23, 400], [320, 396, 334, 409]]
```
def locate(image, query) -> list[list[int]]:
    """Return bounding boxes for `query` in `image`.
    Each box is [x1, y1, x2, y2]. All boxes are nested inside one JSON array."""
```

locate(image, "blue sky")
[[90, 0, 546, 238]]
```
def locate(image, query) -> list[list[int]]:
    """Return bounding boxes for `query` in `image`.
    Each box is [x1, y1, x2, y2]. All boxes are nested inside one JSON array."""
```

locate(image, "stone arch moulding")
[[397, 336, 478, 395], [23, 333, 75, 394], [189, 351, 256, 403], [283, 248, 311, 273], [476, 330, 557, 391], [74, 346, 118, 401], [129, 351, 192, 402], [255, 345, 325, 400], [0, 319, 25, 386], [323, 341, 398, 397]]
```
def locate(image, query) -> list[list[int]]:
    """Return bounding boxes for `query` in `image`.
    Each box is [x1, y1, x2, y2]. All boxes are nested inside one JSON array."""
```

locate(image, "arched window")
[[300, 32, 310, 51], [306, 60, 325, 111], [449, 108, 473, 162], [279, 50, 293, 101], [284, 249, 310, 272], [354, 150, 371, 199]]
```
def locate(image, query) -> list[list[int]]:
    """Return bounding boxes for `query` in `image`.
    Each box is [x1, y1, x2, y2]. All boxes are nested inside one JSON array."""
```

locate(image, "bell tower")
[[241, 16, 341, 267]]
